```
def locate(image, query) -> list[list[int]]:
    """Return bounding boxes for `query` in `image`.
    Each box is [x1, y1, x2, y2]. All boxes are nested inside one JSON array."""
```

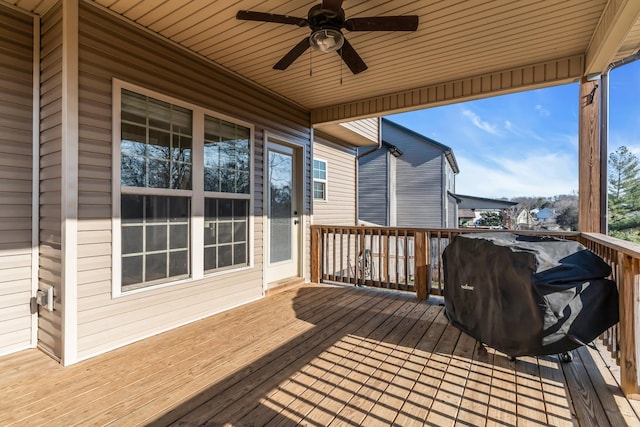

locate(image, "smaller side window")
[[313, 159, 327, 201]]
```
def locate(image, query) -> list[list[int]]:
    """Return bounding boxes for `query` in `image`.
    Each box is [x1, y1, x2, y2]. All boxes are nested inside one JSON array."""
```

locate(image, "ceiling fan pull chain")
[[340, 50, 343, 85], [309, 48, 313, 77]]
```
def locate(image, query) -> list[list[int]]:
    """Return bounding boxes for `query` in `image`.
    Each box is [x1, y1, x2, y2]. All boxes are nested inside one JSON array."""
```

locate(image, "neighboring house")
[[455, 195, 518, 228], [358, 119, 460, 228], [514, 208, 537, 230], [311, 119, 380, 226], [536, 207, 557, 223]]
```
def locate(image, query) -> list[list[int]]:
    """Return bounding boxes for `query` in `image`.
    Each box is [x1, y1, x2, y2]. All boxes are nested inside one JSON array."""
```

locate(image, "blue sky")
[[387, 59, 640, 199]]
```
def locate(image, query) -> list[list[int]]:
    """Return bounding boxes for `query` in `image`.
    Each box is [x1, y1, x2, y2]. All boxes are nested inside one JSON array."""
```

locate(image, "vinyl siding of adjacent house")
[[445, 160, 457, 228], [38, 2, 63, 360], [0, 5, 34, 357], [312, 134, 356, 226], [74, 3, 310, 360], [385, 123, 444, 228], [447, 194, 458, 228], [358, 149, 388, 226]]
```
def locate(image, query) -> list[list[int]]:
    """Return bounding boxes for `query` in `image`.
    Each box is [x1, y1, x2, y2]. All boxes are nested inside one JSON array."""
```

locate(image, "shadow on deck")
[[1, 285, 639, 426]]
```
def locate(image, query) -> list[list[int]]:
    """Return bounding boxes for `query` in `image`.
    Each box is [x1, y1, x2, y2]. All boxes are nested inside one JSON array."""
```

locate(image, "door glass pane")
[[269, 151, 292, 264]]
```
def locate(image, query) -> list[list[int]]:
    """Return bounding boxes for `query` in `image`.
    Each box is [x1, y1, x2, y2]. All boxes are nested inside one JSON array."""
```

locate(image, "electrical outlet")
[[36, 285, 54, 312]]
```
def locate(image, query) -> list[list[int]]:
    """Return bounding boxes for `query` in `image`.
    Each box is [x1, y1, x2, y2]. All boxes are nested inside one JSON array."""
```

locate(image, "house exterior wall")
[[38, 2, 64, 360], [358, 148, 388, 226], [339, 118, 379, 144], [385, 123, 444, 228], [447, 194, 458, 229], [0, 4, 35, 357], [72, 2, 310, 361], [444, 160, 457, 228], [312, 134, 356, 226]]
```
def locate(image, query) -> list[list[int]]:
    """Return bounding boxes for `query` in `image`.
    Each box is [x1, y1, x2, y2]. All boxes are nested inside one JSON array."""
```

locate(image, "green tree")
[[609, 147, 640, 214], [479, 211, 503, 227], [556, 205, 578, 231], [608, 146, 640, 233]]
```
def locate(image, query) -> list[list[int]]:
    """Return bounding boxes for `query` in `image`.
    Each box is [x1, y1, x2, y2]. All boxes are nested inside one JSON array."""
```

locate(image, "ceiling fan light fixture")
[[309, 28, 344, 52]]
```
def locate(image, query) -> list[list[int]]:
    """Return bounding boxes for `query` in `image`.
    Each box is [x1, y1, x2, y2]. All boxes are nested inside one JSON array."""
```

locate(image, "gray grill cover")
[[442, 233, 619, 357]]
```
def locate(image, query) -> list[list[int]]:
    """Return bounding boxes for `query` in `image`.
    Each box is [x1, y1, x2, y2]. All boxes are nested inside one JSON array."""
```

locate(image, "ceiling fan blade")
[[236, 10, 307, 26], [321, 0, 344, 14], [274, 37, 311, 70], [345, 16, 419, 32], [338, 38, 368, 75]]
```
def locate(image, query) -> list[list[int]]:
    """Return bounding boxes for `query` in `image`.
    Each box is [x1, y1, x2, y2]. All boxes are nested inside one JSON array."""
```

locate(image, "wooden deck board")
[[0, 284, 637, 427], [454, 343, 495, 427]]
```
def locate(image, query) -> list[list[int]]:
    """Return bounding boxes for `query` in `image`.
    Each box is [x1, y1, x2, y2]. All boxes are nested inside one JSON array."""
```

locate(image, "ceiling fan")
[[236, 0, 419, 75]]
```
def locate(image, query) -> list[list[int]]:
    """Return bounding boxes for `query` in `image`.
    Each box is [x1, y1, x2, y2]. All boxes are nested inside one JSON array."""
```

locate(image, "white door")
[[266, 143, 300, 283]]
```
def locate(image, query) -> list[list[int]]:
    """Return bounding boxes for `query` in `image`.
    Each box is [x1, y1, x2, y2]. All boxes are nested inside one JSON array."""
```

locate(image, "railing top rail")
[[310, 224, 580, 238], [581, 232, 640, 258]]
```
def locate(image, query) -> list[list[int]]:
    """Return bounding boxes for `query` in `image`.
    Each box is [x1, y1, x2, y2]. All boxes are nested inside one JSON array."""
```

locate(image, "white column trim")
[[191, 112, 204, 280], [61, 0, 79, 365], [31, 14, 40, 348]]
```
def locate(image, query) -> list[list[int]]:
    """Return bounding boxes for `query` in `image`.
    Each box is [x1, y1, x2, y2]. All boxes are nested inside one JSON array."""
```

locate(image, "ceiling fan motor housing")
[[307, 4, 345, 31]]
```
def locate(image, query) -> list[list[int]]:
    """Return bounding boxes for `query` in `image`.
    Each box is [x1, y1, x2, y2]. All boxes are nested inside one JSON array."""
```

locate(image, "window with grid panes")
[[117, 86, 251, 292], [203, 116, 250, 273], [313, 159, 327, 200]]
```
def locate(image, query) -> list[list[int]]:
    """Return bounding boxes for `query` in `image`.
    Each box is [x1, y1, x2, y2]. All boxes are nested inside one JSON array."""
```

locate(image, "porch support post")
[[311, 226, 322, 284], [414, 231, 428, 300], [578, 77, 603, 233]]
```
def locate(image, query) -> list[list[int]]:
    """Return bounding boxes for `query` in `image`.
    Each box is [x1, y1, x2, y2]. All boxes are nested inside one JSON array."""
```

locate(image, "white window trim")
[[111, 79, 254, 298], [313, 157, 328, 202]]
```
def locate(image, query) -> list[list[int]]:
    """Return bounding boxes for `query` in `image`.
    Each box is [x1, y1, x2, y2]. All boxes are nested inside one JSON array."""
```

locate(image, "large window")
[[313, 159, 327, 201], [115, 83, 252, 294]]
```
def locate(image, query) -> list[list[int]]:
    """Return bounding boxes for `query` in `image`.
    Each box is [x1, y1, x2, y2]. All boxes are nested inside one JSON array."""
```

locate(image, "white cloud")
[[535, 104, 550, 117], [462, 109, 501, 135], [455, 153, 578, 198]]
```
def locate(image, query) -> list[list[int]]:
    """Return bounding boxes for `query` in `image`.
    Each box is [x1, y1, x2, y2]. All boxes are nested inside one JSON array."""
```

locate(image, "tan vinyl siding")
[[38, 2, 63, 360], [75, 3, 310, 360], [0, 4, 33, 356], [339, 118, 379, 145], [312, 135, 357, 226]]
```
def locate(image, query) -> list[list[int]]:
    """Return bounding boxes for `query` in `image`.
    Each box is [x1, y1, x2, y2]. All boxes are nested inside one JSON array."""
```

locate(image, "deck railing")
[[310, 225, 640, 399]]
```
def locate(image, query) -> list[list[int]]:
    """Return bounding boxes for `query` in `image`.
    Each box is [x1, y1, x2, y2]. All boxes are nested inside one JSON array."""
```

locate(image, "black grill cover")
[[442, 233, 619, 357]]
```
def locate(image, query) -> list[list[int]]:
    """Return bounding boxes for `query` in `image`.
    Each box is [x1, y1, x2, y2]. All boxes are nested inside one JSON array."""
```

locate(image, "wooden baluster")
[[377, 227, 383, 288], [393, 228, 400, 289], [384, 229, 390, 288], [415, 231, 428, 300], [339, 228, 344, 283], [405, 230, 410, 289], [437, 231, 443, 295], [331, 228, 336, 282]]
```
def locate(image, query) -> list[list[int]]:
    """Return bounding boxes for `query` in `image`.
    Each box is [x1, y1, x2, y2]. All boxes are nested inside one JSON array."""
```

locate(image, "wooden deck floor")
[[1, 284, 639, 426]]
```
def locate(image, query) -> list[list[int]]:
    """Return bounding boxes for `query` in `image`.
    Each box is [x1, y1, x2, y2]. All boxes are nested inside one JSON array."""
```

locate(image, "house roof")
[[383, 119, 460, 173], [10, 1, 640, 125], [454, 194, 518, 209]]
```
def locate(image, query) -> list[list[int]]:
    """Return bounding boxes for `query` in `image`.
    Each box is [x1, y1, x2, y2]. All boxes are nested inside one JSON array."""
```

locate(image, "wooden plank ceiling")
[[8, 0, 640, 124]]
